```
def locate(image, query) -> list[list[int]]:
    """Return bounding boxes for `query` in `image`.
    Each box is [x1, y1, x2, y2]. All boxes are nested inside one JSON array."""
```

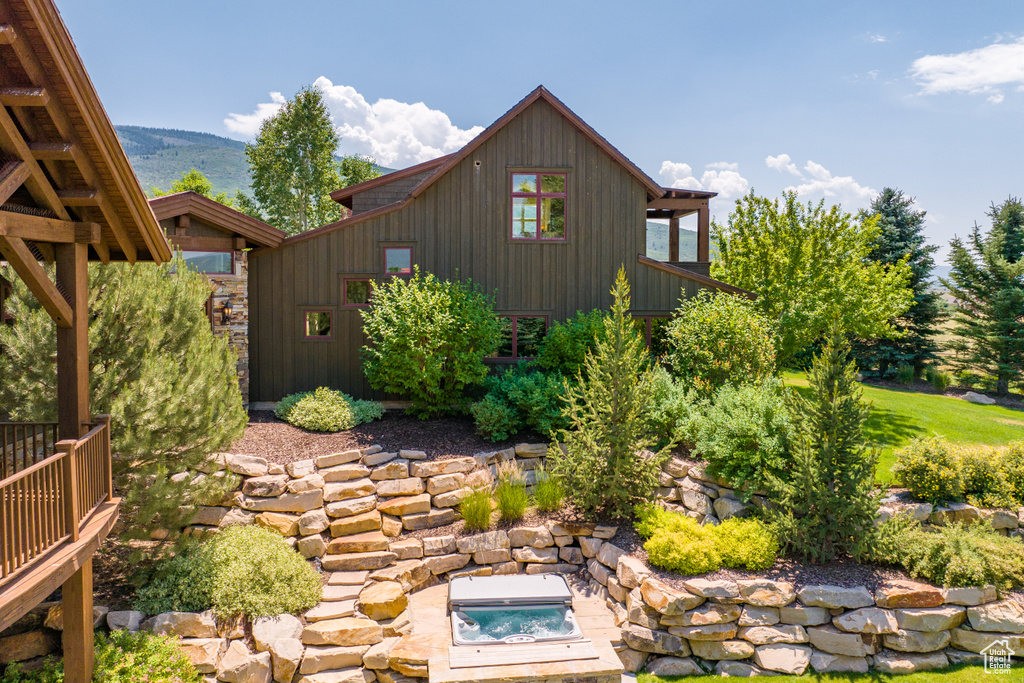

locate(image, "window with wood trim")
[[494, 315, 548, 359], [180, 251, 234, 275], [304, 310, 333, 339], [632, 315, 671, 356], [344, 279, 373, 307], [511, 173, 566, 240], [384, 247, 412, 274]]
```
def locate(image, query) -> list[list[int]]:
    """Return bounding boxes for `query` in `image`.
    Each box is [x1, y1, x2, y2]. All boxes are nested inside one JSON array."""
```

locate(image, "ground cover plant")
[[135, 525, 321, 618], [635, 504, 777, 574], [361, 268, 502, 418], [275, 386, 384, 432], [782, 370, 1024, 483], [0, 631, 201, 682]]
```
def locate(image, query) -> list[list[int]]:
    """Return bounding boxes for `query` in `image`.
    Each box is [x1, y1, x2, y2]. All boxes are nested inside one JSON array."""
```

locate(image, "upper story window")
[[384, 247, 412, 274], [181, 251, 234, 275], [511, 173, 566, 240]]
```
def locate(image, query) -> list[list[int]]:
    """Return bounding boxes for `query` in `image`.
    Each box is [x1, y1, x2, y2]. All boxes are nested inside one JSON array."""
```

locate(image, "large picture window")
[[511, 173, 566, 240], [180, 251, 234, 275], [494, 315, 548, 359]]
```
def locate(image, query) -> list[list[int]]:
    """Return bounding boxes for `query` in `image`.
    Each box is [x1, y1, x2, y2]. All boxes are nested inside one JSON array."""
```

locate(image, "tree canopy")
[[150, 168, 235, 206], [712, 190, 913, 364]]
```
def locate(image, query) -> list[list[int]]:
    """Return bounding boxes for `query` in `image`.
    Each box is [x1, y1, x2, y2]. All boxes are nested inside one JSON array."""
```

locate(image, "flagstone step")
[[328, 571, 370, 586], [323, 584, 363, 602], [305, 599, 357, 622]]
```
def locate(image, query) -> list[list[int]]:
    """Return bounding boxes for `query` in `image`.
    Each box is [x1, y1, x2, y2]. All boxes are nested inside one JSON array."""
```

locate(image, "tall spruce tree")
[[245, 85, 344, 235], [0, 258, 247, 538], [853, 188, 944, 378], [767, 323, 880, 563], [549, 267, 669, 518], [943, 198, 1024, 396]]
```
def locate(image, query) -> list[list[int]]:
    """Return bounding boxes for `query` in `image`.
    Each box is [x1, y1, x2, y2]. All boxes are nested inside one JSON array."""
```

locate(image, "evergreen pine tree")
[[943, 198, 1024, 396], [0, 258, 248, 538], [767, 323, 880, 563], [550, 267, 669, 518], [854, 188, 944, 378]]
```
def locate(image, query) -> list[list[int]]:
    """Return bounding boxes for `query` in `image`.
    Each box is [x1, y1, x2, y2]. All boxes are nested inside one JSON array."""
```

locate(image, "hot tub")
[[448, 574, 584, 646]]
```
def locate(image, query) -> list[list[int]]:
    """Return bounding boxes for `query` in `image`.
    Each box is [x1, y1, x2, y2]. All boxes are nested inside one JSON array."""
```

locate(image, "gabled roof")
[[329, 155, 451, 209], [638, 254, 756, 299], [0, 0, 170, 263], [409, 86, 664, 201], [149, 191, 285, 249]]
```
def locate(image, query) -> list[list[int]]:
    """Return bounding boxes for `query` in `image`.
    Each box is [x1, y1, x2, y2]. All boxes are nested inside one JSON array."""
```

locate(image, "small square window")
[[384, 248, 412, 274], [305, 311, 332, 339], [344, 279, 373, 306]]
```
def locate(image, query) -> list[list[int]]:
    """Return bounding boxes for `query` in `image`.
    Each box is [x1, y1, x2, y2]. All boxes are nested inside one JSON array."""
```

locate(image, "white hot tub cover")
[[448, 573, 574, 610]]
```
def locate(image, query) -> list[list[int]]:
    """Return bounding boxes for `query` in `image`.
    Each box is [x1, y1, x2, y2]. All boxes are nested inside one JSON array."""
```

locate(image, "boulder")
[[832, 607, 899, 634], [106, 610, 146, 632], [320, 464, 371, 483], [362, 638, 399, 669], [326, 496, 378, 518], [627, 591, 663, 629], [298, 509, 330, 535], [226, 453, 269, 477], [375, 477, 425, 497], [376, 493, 431, 517], [422, 535, 456, 556], [381, 514, 403, 537], [401, 508, 458, 531], [738, 605, 780, 626], [737, 579, 796, 607], [256, 511, 299, 536], [297, 534, 328, 559], [663, 456, 690, 478], [243, 474, 289, 497], [302, 618, 383, 647], [779, 605, 831, 626], [617, 556, 652, 589], [620, 622, 688, 655], [884, 628, 951, 653], [714, 661, 773, 677], [894, 606, 967, 632], [431, 488, 470, 508], [595, 542, 624, 568], [296, 669, 374, 683], [253, 614, 303, 651], [241, 490, 323, 513], [370, 459, 409, 481], [388, 632, 449, 676], [269, 638, 303, 683], [0, 631, 56, 665], [616, 648, 648, 673], [644, 656, 703, 676], [475, 548, 512, 564], [287, 459, 316, 477], [981, 508, 1019, 530], [514, 443, 547, 457], [329, 511, 382, 537], [559, 547, 584, 564], [688, 639, 755, 660], [661, 602, 740, 627], [587, 558, 611, 585], [873, 650, 949, 674], [809, 651, 869, 673], [807, 625, 876, 657], [43, 603, 108, 631], [968, 599, 1024, 633], [752, 643, 811, 675], [681, 490, 713, 515], [357, 581, 408, 620], [426, 473, 466, 495], [682, 578, 739, 600], [942, 585, 998, 606], [713, 497, 750, 520], [950, 627, 1024, 653], [410, 457, 475, 478], [322, 550, 396, 571], [796, 585, 874, 610], [217, 640, 272, 683], [298, 645, 369, 674], [964, 391, 995, 405], [667, 623, 738, 641], [579, 537, 603, 558], [150, 610, 218, 638], [287, 474, 326, 493], [190, 506, 229, 526], [390, 538, 424, 560], [220, 508, 257, 527], [424, 553, 470, 575], [304, 601, 356, 622], [177, 638, 225, 674], [316, 450, 362, 468], [324, 479, 377, 502], [524, 562, 576, 575], [512, 546, 558, 563], [875, 580, 944, 609], [739, 625, 808, 645], [508, 526, 554, 548], [456, 530, 509, 554], [639, 577, 704, 615], [364, 451, 398, 466]]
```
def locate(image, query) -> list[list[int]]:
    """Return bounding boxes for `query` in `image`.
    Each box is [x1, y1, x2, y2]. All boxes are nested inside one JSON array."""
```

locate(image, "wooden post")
[[57, 439, 79, 542], [697, 204, 710, 263], [55, 243, 93, 683], [668, 215, 679, 262], [95, 415, 112, 500], [55, 242, 89, 440]]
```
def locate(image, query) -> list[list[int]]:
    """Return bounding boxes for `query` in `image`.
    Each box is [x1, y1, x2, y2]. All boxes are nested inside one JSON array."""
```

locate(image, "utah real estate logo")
[[982, 638, 1015, 675]]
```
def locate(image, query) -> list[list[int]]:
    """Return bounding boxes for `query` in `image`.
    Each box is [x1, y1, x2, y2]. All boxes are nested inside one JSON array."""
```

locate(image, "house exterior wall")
[[350, 168, 437, 215], [249, 98, 707, 402]]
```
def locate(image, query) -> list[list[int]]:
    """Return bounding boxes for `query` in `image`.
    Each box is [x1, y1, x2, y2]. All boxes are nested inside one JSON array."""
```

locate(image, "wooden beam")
[[0, 87, 49, 107], [56, 242, 89, 438], [169, 235, 238, 251], [0, 104, 70, 220], [669, 216, 679, 262], [0, 24, 16, 44], [0, 211, 100, 244], [92, 241, 110, 264], [56, 189, 97, 206], [647, 197, 708, 212], [697, 206, 710, 263], [0, 160, 30, 204], [61, 561, 94, 682], [28, 142, 74, 161], [0, 236, 72, 326]]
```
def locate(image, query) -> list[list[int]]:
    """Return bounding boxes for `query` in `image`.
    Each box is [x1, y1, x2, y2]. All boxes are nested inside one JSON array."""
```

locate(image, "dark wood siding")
[[250, 99, 709, 401], [351, 169, 438, 214]]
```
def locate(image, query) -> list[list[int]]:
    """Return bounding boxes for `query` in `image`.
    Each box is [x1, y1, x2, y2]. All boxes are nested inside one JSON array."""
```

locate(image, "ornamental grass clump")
[[134, 525, 322, 619], [495, 461, 528, 522], [532, 464, 565, 513], [275, 387, 383, 432], [460, 487, 493, 531]]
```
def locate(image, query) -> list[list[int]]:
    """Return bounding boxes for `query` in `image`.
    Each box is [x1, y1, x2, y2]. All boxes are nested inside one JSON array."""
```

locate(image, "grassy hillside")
[[646, 221, 697, 261]]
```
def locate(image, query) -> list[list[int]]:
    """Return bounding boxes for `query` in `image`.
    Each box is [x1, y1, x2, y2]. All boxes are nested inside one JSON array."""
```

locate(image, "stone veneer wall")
[[206, 250, 249, 405]]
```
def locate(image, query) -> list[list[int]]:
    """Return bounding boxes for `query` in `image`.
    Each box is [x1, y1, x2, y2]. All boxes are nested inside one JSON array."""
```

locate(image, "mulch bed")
[[232, 411, 545, 466]]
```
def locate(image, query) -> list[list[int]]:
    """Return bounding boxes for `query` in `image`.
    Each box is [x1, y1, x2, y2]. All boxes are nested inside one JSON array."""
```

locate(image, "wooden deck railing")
[[0, 416, 112, 583], [1, 421, 59, 480]]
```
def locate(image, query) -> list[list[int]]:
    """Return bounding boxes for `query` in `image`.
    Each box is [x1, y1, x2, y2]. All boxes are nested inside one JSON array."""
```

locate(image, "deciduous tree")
[[712, 190, 913, 364]]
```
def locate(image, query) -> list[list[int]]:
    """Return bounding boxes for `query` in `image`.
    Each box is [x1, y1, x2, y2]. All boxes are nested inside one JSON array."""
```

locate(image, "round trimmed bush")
[[275, 386, 383, 432], [892, 438, 965, 505]]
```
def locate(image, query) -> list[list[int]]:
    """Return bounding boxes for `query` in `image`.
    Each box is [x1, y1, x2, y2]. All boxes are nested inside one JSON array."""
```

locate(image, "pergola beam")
[[0, 86, 49, 107], [0, 210, 101, 243], [0, 159, 30, 204], [0, 102, 70, 220], [0, 234, 72, 326]]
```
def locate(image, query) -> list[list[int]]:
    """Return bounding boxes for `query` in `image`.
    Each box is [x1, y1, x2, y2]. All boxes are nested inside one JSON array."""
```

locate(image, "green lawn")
[[782, 371, 1024, 484], [636, 664, 994, 682]]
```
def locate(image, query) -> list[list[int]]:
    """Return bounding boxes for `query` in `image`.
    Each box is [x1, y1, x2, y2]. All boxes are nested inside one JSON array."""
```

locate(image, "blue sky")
[[59, 1, 1024, 262]]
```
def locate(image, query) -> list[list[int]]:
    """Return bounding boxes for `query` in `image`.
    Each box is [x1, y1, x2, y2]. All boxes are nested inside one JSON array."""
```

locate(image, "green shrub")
[[550, 269, 669, 518], [472, 363, 570, 442], [1002, 442, 1024, 503], [276, 387, 383, 432], [925, 366, 952, 392], [867, 517, 1024, 590], [495, 461, 528, 522], [895, 364, 915, 385], [647, 366, 702, 448], [460, 487, 494, 531], [665, 290, 776, 396], [134, 525, 322, 619], [536, 310, 608, 377], [1, 631, 201, 683], [469, 394, 519, 442], [960, 447, 1016, 509], [636, 505, 778, 575], [690, 379, 792, 494], [892, 438, 965, 505], [532, 465, 565, 512], [361, 268, 502, 418]]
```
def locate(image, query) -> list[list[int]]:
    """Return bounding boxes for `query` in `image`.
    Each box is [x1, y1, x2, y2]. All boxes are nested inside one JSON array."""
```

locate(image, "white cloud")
[[866, 33, 888, 43], [659, 160, 750, 200], [224, 92, 286, 136], [224, 78, 485, 167], [911, 36, 1024, 103], [765, 153, 800, 176], [764, 156, 876, 208]]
